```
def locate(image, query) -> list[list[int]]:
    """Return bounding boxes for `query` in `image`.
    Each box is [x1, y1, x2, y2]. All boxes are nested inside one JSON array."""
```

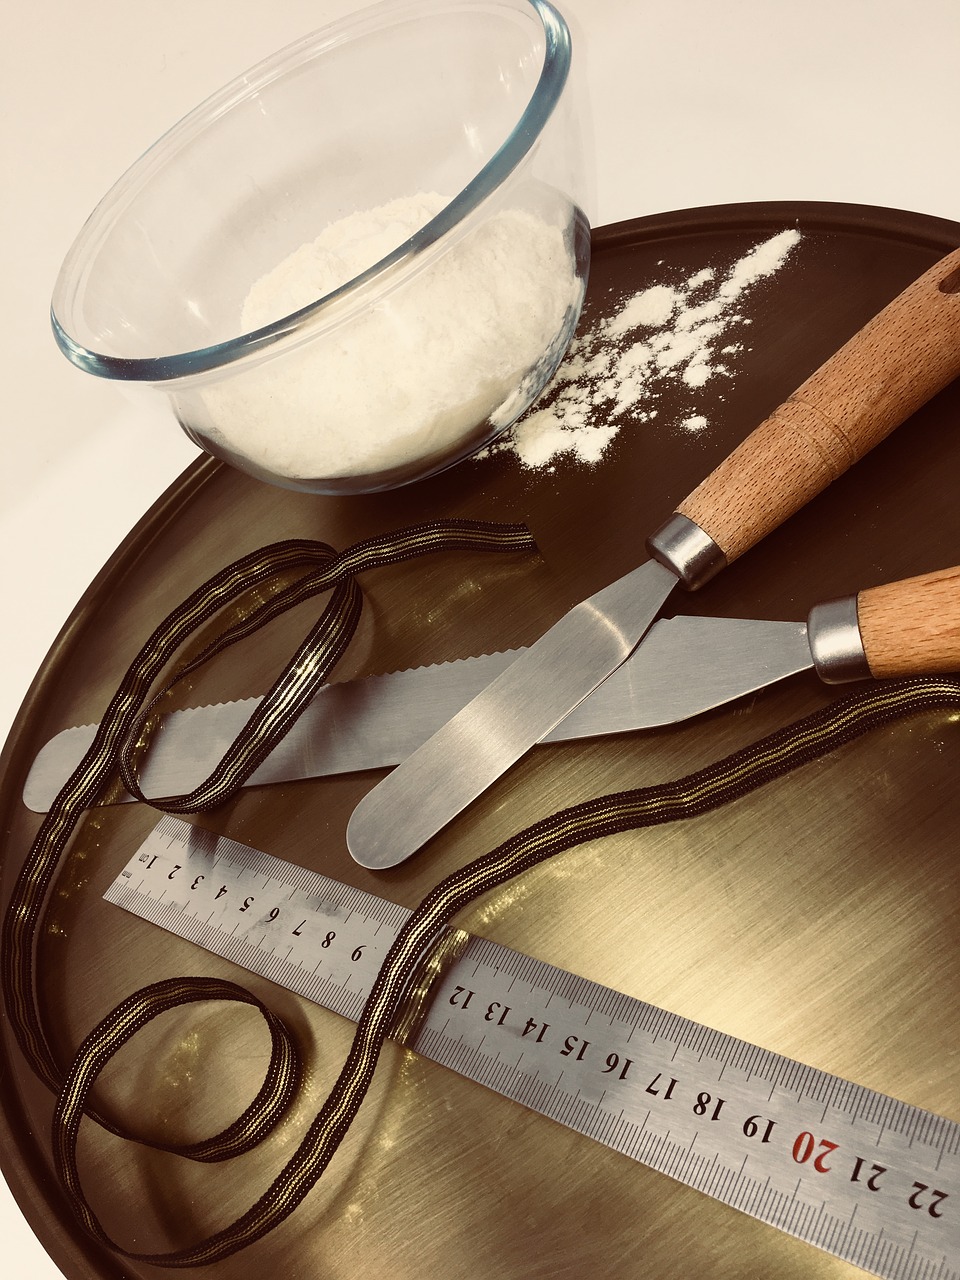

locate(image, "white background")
[[2, 1, 958, 1274]]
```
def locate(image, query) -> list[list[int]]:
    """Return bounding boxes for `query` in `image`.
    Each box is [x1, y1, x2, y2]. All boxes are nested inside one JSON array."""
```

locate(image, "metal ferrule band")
[[807, 595, 871, 684], [645, 513, 727, 591]]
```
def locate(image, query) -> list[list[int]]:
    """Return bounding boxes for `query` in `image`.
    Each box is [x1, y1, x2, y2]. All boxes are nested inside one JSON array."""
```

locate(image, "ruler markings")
[[103, 817, 959, 1280]]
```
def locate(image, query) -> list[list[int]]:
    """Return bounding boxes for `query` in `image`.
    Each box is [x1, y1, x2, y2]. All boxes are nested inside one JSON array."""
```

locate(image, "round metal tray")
[[2, 202, 958, 1279]]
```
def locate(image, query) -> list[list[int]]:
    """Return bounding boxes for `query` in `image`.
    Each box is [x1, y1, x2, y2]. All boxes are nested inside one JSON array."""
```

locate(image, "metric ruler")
[[105, 815, 958, 1279]]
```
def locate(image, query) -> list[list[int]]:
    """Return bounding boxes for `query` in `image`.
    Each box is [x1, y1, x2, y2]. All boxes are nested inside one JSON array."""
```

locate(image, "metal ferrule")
[[645, 513, 727, 591], [806, 595, 871, 684]]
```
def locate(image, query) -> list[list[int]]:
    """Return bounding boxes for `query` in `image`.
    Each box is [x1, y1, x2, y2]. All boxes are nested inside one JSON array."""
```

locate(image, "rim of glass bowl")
[[50, 0, 571, 385]]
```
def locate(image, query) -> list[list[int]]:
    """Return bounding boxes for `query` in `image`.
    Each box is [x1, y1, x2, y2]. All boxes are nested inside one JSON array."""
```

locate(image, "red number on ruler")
[[792, 1131, 839, 1173]]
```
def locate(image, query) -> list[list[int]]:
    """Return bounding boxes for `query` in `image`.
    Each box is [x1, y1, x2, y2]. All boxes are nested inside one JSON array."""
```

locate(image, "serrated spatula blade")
[[20, 615, 813, 815]]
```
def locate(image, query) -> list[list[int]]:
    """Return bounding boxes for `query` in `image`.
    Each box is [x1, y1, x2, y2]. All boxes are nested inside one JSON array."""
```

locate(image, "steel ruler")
[[104, 815, 958, 1279]]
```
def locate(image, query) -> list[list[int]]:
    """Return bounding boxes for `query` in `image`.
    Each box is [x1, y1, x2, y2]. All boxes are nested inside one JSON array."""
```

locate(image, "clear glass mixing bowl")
[[51, 0, 590, 494]]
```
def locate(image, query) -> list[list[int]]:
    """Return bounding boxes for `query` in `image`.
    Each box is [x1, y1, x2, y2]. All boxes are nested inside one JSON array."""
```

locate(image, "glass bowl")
[[51, 0, 590, 495]]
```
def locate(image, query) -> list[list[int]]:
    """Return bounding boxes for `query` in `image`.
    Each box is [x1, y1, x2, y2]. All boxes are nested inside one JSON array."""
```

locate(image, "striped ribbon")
[[3, 520, 958, 1266], [1, 520, 535, 1190]]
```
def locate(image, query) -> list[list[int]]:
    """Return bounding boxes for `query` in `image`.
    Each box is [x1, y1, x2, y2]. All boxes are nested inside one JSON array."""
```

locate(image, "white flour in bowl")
[[199, 193, 581, 482], [479, 228, 802, 471]]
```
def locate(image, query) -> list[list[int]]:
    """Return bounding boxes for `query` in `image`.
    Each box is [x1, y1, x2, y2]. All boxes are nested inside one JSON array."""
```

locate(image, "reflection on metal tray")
[[1, 202, 959, 1280]]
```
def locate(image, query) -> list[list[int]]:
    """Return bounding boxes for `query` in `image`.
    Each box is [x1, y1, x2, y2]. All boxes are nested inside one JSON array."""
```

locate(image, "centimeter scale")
[[104, 815, 958, 1280]]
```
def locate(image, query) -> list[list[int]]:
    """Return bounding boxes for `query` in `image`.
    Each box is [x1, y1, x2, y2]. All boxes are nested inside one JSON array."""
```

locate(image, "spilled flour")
[[481, 228, 801, 471]]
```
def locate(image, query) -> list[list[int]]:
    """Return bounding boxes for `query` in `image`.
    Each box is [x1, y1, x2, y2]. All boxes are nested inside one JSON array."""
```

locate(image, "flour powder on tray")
[[480, 228, 802, 472]]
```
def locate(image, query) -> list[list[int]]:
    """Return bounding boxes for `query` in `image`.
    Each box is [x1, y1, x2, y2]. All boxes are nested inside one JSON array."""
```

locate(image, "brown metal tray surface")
[[1, 202, 958, 1280]]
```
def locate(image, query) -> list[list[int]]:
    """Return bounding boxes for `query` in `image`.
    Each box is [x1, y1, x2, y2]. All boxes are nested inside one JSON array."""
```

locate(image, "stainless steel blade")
[[21, 615, 812, 814], [344, 558, 680, 869]]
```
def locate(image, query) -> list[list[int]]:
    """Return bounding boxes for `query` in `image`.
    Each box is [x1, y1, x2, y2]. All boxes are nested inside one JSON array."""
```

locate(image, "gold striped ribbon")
[[1, 521, 534, 1143], [3, 520, 958, 1266]]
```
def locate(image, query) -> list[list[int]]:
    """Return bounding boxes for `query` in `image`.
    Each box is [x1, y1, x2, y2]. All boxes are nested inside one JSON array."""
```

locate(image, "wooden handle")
[[677, 247, 960, 562], [858, 565, 960, 678]]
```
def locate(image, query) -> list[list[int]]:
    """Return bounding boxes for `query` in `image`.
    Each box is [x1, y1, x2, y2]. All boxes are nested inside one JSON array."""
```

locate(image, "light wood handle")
[[678, 247, 960, 562], [857, 565, 960, 678]]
